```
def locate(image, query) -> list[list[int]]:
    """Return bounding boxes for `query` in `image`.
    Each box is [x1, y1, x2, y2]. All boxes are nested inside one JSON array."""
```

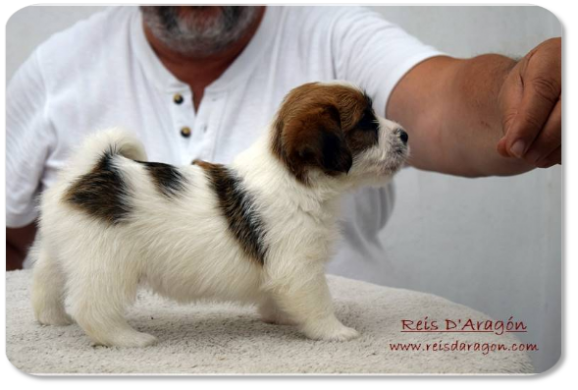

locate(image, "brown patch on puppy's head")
[[272, 82, 379, 184]]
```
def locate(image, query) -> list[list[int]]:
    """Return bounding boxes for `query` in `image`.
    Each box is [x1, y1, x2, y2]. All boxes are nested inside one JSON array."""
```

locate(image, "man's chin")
[[176, 6, 225, 20]]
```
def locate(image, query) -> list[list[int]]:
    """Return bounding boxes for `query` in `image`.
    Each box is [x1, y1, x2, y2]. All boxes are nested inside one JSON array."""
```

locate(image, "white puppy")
[[31, 82, 409, 347]]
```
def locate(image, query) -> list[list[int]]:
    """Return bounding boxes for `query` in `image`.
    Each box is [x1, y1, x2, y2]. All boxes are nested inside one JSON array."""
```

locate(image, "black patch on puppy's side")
[[65, 150, 131, 225], [136, 161, 185, 197], [194, 160, 268, 266]]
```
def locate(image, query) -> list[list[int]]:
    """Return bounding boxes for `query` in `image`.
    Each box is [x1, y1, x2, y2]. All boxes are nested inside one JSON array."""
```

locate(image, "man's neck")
[[143, 7, 266, 112]]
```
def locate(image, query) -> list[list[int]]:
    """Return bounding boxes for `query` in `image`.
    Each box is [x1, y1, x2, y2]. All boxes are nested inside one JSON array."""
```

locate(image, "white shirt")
[[7, 6, 442, 283]]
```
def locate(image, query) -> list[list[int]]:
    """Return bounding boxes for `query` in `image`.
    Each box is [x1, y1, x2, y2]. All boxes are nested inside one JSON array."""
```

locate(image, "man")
[[6, 6, 561, 281]]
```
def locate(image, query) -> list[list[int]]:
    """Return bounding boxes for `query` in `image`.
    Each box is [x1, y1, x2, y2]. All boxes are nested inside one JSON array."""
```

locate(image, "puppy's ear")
[[281, 105, 353, 181]]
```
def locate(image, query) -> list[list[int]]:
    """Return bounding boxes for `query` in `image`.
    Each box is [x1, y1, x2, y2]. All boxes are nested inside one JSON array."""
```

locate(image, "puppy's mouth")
[[384, 146, 409, 172]]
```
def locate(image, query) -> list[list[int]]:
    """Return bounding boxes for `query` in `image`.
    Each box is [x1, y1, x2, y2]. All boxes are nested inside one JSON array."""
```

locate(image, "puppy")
[[31, 82, 409, 347]]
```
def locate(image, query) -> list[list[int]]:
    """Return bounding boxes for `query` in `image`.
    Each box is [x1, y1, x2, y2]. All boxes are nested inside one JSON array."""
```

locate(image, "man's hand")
[[497, 38, 562, 168], [6, 223, 37, 270], [388, 37, 561, 177]]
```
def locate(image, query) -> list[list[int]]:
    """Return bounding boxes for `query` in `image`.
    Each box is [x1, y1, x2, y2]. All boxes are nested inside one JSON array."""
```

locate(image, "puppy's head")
[[272, 82, 408, 186]]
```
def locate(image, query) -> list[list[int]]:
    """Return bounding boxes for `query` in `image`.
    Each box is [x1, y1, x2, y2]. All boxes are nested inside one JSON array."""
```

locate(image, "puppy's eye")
[[357, 111, 379, 132]]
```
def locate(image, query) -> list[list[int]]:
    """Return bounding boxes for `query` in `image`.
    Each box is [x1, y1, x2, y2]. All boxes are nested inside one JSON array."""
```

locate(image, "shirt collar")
[[130, 6, 281, 94]]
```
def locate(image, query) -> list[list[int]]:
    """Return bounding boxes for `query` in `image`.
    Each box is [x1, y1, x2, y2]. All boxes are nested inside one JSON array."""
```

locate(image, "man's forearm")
[[388, 55, 534, 177]]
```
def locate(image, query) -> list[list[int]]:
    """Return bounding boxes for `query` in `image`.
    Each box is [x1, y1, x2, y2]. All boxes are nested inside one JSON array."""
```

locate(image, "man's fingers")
[[536, 146, 561, 168], [496, 137, 509, 157], [505, 74, 560, 157], [523, 98, 561, 164], [497, 62, 524, 158], [501, 38, 561, 158]]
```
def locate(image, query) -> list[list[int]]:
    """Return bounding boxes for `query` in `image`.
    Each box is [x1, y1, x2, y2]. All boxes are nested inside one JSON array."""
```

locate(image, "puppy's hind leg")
[[31, 245, 73, 326], [67, 258, 157, 348]]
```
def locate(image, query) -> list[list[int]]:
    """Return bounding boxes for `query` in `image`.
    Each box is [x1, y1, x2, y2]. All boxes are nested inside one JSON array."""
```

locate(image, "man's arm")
[[387, 38, 561, 177], [6, 49, 56, 270], [6, 224, 37, 270]]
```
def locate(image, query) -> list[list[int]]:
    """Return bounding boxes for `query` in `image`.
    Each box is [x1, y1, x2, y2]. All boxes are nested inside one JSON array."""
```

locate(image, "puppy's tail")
[[62, 127, 147, 179]]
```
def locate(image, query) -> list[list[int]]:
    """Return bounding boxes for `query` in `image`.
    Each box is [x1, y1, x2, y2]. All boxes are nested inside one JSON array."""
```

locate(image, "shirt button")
[[173, 94, 184, 104], [180, 127, 191, 138]]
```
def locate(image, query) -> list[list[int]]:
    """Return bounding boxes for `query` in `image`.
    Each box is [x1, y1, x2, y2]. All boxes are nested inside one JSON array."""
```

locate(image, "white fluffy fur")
[[31, 87, 408, 347]]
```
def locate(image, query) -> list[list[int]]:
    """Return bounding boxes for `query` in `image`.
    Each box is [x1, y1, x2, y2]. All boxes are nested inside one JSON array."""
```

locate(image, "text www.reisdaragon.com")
[[389, 341, 539, 355]]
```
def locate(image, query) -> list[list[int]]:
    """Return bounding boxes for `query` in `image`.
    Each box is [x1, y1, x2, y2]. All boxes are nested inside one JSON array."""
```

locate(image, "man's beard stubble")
[[141, 6, 261, 57]]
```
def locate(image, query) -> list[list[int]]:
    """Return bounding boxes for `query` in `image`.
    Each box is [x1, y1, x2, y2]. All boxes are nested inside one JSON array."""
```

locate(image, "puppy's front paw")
[[123, 332, 158, 348], [260, 313, 297, 326], [259, 301, 296, 325], [317, 325, 360, 341], [302, 319, 360, 341], [37, 311, 74, 326], [93, 331, 158, 348]]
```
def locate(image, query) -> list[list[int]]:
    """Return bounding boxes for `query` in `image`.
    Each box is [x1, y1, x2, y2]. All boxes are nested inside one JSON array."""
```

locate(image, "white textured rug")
[[6, 270, 533, 374]]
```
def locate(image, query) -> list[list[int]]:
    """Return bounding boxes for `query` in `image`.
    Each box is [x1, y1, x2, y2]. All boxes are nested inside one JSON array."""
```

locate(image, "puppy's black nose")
[[398, 129, 409, 144]]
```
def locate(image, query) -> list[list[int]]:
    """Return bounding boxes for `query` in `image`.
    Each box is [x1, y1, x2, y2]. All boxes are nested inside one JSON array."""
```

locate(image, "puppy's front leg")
[[266, 270, 359, 341], [258, 296, 296, 325]]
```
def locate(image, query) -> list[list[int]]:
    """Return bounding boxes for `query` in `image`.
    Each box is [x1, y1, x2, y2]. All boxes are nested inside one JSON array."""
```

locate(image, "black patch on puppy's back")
[[136, 161, 185, 197], [194, 160, 268, 266], [65, 151, 131, 225]]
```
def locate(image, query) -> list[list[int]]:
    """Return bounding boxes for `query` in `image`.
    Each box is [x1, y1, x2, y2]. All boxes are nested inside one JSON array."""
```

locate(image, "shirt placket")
[[167, 87, 227, 164], [168, 88, 195, 164], [191, 91, 227, 163]]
